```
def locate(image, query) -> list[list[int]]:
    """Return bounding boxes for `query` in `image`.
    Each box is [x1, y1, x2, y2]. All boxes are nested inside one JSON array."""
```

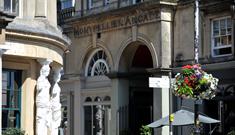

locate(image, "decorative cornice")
[[5, 30, 68, 51], [6, 18, 71, 49], [65, 1, 177, 26], [200, 0, 232, 15]]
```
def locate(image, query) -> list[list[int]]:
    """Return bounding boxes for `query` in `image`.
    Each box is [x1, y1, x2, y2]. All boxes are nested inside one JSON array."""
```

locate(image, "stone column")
[[36, 59, 52, 135], [35, 0, 46, 17], [50, 66, 62, 135]]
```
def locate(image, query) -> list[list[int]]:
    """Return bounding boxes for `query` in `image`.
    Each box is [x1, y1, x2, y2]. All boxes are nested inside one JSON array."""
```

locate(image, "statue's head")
[[38, 59, 52, 77], [40, 65, 50, 77], [53, 67, 62, 82]]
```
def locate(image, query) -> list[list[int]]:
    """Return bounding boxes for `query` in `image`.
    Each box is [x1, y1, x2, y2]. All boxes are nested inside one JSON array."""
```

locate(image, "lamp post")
[[194, 0, 201, 134]]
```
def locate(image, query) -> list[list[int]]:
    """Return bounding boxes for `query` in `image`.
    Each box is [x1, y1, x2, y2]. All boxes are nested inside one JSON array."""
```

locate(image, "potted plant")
[[172, 64, 218, 100], [2, 128, 25, 135], [227, 128, 235, 135], [140, 125, 152, 135]]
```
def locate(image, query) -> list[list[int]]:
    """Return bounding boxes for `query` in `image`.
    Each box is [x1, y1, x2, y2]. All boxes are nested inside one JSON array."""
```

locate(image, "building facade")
[[59, 0, 174, 135], [1, 0, 70, 134], [0, 7, 15, 135], [58, 0, 235, 135], [174, 0, 235, 134]]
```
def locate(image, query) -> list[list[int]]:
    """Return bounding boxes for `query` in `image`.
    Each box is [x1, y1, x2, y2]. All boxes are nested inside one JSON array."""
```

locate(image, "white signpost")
[[149, 76, 172, 135], [149, 77, 170, 88]]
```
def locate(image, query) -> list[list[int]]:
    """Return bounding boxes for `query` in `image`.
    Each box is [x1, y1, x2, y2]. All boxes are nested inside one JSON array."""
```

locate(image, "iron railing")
[[57, 0, 144, 25]]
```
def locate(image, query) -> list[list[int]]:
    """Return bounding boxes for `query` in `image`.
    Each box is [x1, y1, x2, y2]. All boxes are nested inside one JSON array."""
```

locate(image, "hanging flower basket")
[[172, 64, 219, 100]]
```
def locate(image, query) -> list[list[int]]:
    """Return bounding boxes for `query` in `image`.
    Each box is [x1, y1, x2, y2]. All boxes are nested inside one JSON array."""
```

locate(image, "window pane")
[[2, 91, 7, 106], [213, 29, 219, 36], [103, 96, 111, 101], [85, 97, 92, 102], [87, 50, 109, 76], [214, 47, 232, 56], [220, 19, 226, 35], [228, 35, 232, 45], [12, 0, 19, 13], [221, 36, 227, 45], [2, 73, 8, 89], [104, 105, 111, 135], [61, 0, 72, 9], [213, 20, 219, 36], [94, 105, 104, 135], [4, 0, 11, 12], [84, 106, 92, 135], [220, 19, 226, 29], [221, 28, 226, 35], [227, 28, 232, 35], [227, 18, 232, 28], [2, 70, 21, 129], [95, 97, 102, 102], [213, 20, 219, 30], [214, 37, 220, 47], [212, 17, 233, 57]]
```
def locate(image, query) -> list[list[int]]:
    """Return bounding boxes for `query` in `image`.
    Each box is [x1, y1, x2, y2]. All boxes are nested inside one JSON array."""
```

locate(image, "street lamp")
[[194, 0, 201, 134]]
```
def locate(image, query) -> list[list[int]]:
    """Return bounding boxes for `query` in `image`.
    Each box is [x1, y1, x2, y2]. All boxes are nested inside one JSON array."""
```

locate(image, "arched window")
[[103, 96, 111, 101], [86, 49, 109, 76], [85, 97, 92, 102], [94, 96, 102, 102]]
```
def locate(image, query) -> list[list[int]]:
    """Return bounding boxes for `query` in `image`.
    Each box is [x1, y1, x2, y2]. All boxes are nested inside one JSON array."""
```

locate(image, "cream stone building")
[[0, 0, 70, 135], [58, 0, 174, 135], [58, 0, 235, 135]]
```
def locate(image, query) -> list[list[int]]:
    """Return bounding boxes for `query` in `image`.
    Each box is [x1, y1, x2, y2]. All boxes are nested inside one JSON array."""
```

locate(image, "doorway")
[[129, 87, 153, 135]]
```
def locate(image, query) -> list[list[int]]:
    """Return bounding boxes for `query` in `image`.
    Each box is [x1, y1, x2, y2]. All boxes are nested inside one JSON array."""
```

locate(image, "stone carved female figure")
[[36, 61, 51, 135], [50, 68, 62, 135]]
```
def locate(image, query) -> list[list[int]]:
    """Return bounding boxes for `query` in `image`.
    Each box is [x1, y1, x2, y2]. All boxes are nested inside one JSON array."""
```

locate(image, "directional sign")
[[149, 77, 170, 88]]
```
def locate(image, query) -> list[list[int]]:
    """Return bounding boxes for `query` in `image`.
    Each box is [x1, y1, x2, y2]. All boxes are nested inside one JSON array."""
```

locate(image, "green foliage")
[[182, 68, 194, 76], [177, 84, 193, 96], [227, 129, 235, 135], [140, 125, 152, 135], [173, 64, 219, 100], [2, 128, 25, 135]]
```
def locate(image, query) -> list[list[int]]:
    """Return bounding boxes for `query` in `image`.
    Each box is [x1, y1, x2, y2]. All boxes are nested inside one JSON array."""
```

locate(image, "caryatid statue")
[[50, 67, 62, 135], [36, 59, 52, 135]]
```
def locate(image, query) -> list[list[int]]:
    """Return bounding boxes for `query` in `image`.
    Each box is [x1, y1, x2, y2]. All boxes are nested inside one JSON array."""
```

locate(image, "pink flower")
[[193, 64, 201, 69]]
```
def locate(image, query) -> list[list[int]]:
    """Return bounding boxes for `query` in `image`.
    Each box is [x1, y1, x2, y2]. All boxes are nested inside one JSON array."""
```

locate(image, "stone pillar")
[[36, 59, 52, 135], [50, 66, 62, 135], [35, 0, 46, 17], [0, 49, 7, 135]]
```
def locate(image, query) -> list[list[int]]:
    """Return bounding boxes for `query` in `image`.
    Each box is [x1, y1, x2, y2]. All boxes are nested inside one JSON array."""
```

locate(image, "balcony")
[[57, 0, 145, 25]]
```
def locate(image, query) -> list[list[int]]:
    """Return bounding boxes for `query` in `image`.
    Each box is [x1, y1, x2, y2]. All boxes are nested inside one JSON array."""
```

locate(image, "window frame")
[[3, 0, 19, 15], [85, 49, 110, 77], [211, 16, 233, 57], [2, 69, 22, 129], [104, 0, 110, 6], [83, 96, 111, 135], [87, 0, 93, 9], [60, 0, 75, 10], [132, 0, 142, 4]]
